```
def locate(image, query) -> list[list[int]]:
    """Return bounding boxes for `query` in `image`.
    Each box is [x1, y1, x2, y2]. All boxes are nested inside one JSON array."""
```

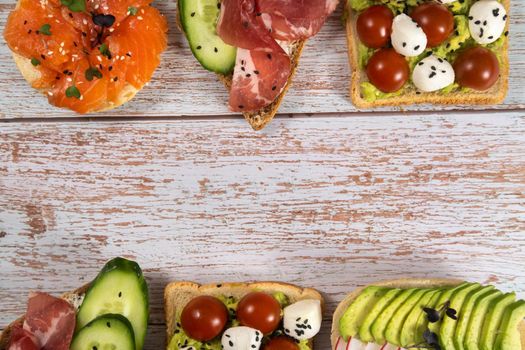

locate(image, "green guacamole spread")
[[168, 293, 310, 350], [350, 0, 508, 102]]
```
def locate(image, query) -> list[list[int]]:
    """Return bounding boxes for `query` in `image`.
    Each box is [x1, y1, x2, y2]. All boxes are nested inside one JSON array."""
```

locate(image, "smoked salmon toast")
[[3, 0, 168, 113]]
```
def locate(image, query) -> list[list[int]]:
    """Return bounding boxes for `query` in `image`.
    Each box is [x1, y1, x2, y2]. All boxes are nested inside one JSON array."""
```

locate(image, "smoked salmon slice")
[[4, 0, 168, 113]]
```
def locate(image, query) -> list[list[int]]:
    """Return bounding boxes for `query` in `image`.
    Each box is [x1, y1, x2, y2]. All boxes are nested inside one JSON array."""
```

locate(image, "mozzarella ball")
[[391, 14, 428, 57], [469, 0, 507, 44], [412, 55, 455, 92]]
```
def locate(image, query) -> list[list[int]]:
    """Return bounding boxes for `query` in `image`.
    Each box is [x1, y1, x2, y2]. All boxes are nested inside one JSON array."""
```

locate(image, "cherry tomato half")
[[356, 5, 394, 48], [454, 46, 500, 91], [411, 3, 454, 47], [237, 292, 282, 334], [263, 336, 300, 350], [181, 295, 228, 341], [366, 48, 409, 93]]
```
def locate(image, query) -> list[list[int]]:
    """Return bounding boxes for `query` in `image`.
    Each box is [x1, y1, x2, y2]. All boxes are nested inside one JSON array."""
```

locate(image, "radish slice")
[[365, 344, 383, 350], [334, 337, 348, 350], [348, 338, 368, 350]]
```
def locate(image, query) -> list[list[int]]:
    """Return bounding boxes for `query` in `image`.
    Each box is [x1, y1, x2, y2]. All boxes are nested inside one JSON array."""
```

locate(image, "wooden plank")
[[0, 1, 524, 119], [0, 113, 524, 350]]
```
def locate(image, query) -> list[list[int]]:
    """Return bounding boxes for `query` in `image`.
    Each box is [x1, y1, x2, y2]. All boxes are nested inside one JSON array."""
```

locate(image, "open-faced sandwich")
[[178, 0, 339, 130], [165, 281, 324, 350], [3, 0, 168, 113], [331, 279, 525, 350], [0, 257, 149, 350], [345, 0, 509, 108]]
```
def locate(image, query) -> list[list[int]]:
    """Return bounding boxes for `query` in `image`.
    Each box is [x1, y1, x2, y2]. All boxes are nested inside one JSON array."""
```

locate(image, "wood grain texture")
[[1, 113, 524, 349], [0, 1, 524, 119]]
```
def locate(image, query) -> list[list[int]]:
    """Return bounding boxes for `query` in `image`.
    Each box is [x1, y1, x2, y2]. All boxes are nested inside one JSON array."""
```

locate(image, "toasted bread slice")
[[164, 281, 324, 349], [217, 41, 306, 131], [0, 284, 89, 350], [345, 1, 510, 108], [330, 278, 525, 349]]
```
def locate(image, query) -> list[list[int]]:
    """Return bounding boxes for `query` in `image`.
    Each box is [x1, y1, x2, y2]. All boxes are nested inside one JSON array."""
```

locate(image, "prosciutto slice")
[[8, 293, 76, 350], [256, 0, 339, 41], [6, 324, 39, 350], [229, 45, 291, 112], [217, 0, 271, 49], [217, 0, 338, 112]]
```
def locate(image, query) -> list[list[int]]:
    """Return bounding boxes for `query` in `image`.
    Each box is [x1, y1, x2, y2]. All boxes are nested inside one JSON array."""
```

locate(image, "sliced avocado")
[[440, 283, 482, 350], [454, 285, 495, 350], [385, 289, 427, 346], [480, 293, 517, 350], [339, 286, 390, 341], [399, 289, 442, 348], [370, 288, 417, 345], [465, 289, 503, 350], [412, 288, 448, 347], [359, 289, 402, 343], [494, 300, 525, 350], [428, 282, 470, 335]]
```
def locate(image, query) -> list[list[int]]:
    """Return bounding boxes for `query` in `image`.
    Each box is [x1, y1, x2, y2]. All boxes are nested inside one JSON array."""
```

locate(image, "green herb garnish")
[[128, 6, 138, 16], [38, 24, 51, 36], [99, 43, 112, 59], [60, 0, 86, 12], [31, 58, 41, 66], [85, 67, 103, 81], [65, 86, 81, 99]]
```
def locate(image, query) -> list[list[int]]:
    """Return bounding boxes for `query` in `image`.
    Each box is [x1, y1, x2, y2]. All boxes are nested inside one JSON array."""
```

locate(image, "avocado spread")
[[168, 293, 310, 350], [350, 0, 508, 102]]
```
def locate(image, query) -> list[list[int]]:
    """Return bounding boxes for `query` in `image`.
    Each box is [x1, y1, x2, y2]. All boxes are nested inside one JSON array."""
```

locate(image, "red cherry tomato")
[[237, 292, 282, 334], [454, 46, 500, 91], [411, 3, 454, 47], [181, 296, 228, 341], [356, 5, 394, 48], [366, 48, 409, 93], [263, 337, 299, 350]]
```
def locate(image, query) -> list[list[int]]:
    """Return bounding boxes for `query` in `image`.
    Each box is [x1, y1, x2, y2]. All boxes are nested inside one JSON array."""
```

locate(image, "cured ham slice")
[[217, 0, 337, 112], [256, 0, 339, 41], [7, 324, 39, 350], [229, 45, 290, 112], [8, 292, 76, 350], [217, 0, 272, 50]]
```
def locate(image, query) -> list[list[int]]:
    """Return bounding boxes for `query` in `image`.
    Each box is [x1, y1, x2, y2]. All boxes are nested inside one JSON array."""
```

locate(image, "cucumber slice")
[[179, 0, 237, 74], [71, 314, 135, 350], [77, 257, 149, 350]]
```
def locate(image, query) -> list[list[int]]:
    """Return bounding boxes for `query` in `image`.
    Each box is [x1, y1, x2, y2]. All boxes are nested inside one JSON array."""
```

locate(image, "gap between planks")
[[0, 108, 524, 124]]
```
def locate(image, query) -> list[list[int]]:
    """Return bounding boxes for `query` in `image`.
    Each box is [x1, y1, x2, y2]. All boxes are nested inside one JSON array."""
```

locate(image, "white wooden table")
[[0, 1, 524, 350]]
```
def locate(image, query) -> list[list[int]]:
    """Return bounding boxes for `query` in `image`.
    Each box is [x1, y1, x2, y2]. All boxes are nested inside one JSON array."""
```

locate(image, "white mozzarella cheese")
[[469, 0, 507, 44], [391, 14, 427, 57], [283, 299, 322, 341], [221, 327, 262, 350], [412, 55, 455, 92]]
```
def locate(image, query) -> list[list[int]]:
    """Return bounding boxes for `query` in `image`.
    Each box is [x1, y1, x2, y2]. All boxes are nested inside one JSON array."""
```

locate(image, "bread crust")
[[345, 0, 510, 108], [164, 281, 324, 349], [0, 284, 89, 350], [330, 278, 525, 349]]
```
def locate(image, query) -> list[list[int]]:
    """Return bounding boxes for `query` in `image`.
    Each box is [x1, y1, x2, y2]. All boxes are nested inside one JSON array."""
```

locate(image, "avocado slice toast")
[[332, 279, 525, 350]]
